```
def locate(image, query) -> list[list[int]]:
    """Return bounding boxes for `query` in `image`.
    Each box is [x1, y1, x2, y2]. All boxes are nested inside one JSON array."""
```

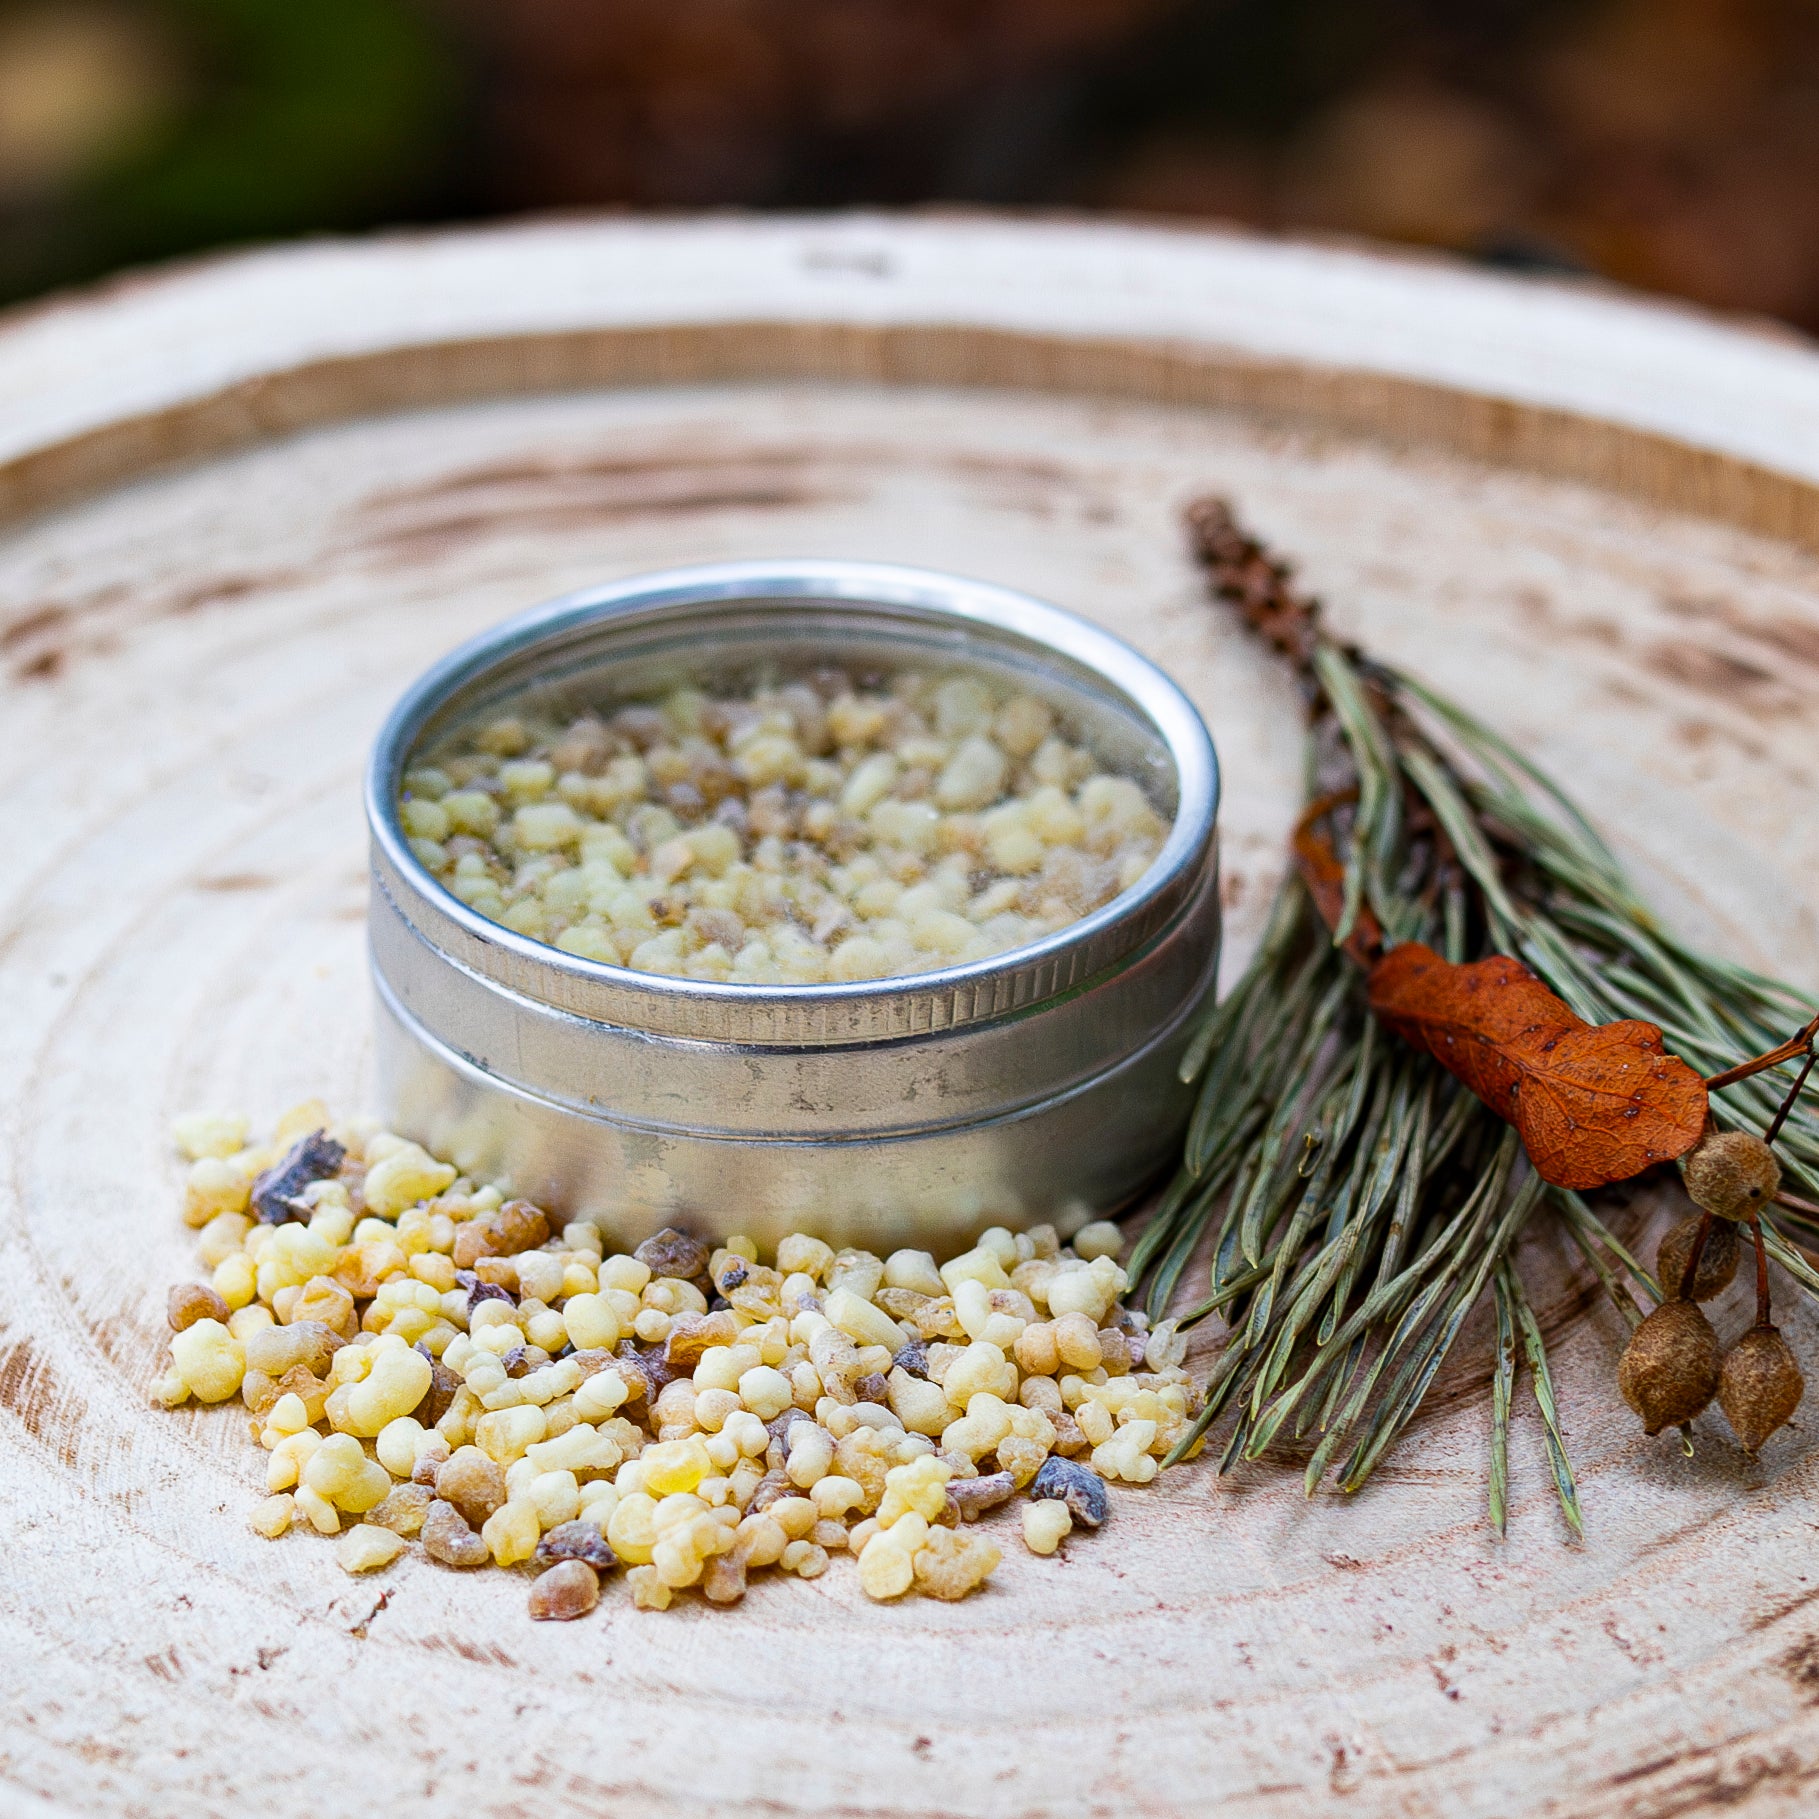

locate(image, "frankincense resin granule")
[[160, 1108, 1200, 1614]]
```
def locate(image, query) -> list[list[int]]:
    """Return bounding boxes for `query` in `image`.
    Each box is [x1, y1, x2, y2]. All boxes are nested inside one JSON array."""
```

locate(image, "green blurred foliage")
[[0, 0, 463, 301]]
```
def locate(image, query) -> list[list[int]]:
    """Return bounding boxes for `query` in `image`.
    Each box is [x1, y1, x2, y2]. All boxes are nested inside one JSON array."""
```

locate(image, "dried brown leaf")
[[1367, 942, 1707, 1190]]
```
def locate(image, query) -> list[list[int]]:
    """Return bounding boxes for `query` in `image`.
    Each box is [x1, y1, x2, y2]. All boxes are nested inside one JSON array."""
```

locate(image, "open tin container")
[[366, 560, 1221, 1254]]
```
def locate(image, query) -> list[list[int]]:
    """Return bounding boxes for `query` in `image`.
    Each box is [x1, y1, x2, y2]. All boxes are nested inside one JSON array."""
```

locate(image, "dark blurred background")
[[2, 0, 1817, 330]]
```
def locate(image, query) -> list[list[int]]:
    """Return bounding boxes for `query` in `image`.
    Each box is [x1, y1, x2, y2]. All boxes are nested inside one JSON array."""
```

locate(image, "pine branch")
[[1142, 497, 1819, 1531]]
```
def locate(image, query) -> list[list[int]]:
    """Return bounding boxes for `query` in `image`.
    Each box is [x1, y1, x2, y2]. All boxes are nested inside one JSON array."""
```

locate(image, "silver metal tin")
[[366, 560, 1221, 1253]]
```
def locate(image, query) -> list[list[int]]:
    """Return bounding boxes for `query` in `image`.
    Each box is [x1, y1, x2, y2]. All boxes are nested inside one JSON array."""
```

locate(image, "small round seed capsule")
[[1682, 1130, 1781, 1221], [1618, 1299, 1722, 1435], [1718, 1326, 1805, 1455], [1656, 1215, 1740, 1302]]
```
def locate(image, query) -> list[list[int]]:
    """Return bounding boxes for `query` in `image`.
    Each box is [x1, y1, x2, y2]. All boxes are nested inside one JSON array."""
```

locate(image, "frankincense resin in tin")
[[399, 667, 1170, 983]]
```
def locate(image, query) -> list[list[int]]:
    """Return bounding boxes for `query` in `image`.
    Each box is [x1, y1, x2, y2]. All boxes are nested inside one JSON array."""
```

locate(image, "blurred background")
[[1, 0, 1816, 331]]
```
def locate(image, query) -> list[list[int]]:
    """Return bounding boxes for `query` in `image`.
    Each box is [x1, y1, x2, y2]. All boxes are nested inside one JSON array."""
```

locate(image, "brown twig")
[[1703, 1010, 1819, 1092], [1752, 1216, 1773, 1327], [1184, 496, 1331, 691], [1680, 1210, 1715, 1304], [1767, 1039, 1819, 1146]]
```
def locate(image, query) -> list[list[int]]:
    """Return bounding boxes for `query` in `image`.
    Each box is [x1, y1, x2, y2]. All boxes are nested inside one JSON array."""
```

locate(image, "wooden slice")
[[4, 217, 1819, 1818]]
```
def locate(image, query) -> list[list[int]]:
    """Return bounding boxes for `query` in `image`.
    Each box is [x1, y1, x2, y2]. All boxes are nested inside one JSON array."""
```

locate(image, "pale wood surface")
[[5, 218, 1819, 1819]]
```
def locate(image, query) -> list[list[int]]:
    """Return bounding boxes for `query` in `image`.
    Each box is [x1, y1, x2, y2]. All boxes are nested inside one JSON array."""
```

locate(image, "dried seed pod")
[[1617, 1299, 1722, 1435], [1682, 1130, 1781, 1221], [1718, 1327, 1805, 1454], [1655, 1215, 1739, 1302]]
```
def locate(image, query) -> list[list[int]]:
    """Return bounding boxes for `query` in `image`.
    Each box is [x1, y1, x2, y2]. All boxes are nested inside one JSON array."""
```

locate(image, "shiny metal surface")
[[366, 560, 1221, 1251]]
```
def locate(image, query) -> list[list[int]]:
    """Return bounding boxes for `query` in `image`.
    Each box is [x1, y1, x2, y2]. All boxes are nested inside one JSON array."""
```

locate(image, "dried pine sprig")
[[1137, 500, 1819, 1528]]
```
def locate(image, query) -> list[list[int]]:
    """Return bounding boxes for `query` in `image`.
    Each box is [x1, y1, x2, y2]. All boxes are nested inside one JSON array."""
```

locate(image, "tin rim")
[[366, 560, 1219, 1046]]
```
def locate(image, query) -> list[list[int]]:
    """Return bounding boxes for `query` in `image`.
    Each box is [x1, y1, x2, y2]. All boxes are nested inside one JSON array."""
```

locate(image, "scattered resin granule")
[[160, 1107, 1201, 1615]]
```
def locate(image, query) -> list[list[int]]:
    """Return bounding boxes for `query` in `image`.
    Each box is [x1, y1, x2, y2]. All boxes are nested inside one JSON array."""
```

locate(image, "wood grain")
[[4, 217, 1819, 1819]]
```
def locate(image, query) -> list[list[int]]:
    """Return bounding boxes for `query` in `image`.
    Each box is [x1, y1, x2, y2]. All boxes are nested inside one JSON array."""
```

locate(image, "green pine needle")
[[1490, 1271, 1516, 1539]]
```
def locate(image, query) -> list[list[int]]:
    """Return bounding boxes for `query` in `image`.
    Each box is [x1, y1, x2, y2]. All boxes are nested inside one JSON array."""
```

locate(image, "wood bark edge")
[[6, 318, 1819, 551]]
